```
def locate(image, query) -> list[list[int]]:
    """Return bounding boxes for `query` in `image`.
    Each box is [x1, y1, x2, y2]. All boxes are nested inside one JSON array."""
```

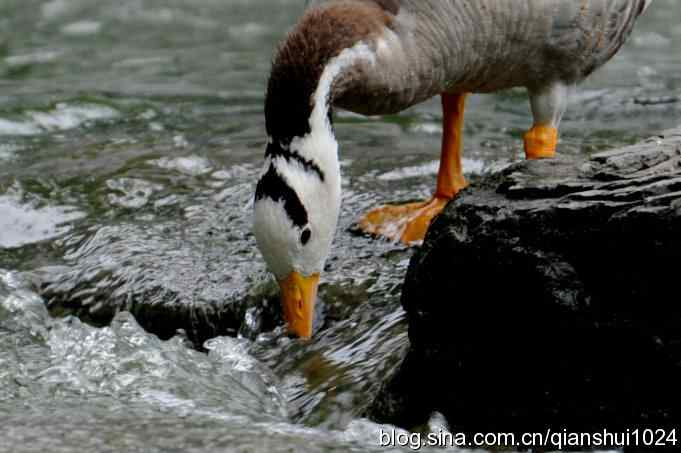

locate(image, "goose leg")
[[524, 82, 570, 159], [358, 93, 468, 245]]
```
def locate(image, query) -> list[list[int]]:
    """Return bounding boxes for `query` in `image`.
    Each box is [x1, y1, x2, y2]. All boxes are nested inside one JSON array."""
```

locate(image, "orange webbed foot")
[[358, 195, 454, 245], [524, 125, 558, 160], [360, 93, 468, 246]]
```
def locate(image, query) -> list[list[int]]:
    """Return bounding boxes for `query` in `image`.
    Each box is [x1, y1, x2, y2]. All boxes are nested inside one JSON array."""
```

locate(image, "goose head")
[[253, 129, 341, 338], [253, 0, 381, 338], [253, 38, 375, 337]]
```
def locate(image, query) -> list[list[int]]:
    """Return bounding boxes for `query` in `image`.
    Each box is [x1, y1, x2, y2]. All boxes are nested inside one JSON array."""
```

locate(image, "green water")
[[1, 1, 680, 452]]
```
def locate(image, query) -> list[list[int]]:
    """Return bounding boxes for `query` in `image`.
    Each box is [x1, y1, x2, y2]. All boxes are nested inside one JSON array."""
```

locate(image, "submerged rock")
[[369, 128, 681, 438], [38, 170, 285, 347], [40, 220, 283, 347]]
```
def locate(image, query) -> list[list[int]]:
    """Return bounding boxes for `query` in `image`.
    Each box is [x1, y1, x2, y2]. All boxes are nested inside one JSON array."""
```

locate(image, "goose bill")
[[279, 272, 320, 338]]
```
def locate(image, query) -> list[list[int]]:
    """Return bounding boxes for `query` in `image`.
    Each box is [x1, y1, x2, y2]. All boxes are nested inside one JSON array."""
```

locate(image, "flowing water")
[[1, 1, 680, 452]]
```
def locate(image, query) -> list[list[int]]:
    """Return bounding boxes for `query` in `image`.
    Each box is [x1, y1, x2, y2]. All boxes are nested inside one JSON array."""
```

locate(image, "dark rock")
[[369, 128, 681, 443]]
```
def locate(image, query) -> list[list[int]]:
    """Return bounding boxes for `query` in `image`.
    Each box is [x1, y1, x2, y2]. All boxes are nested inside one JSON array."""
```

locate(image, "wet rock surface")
[[38, 183, 279, 347], [369, 128, 681, 438]]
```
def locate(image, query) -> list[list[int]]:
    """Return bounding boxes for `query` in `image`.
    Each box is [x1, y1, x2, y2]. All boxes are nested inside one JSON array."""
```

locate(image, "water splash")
[[0, 190, 85, 249], [0, 103, 119, 136]]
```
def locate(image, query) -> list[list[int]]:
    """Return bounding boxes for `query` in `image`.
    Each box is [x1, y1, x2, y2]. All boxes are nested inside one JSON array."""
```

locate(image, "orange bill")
[[278, 272, 320, 338]]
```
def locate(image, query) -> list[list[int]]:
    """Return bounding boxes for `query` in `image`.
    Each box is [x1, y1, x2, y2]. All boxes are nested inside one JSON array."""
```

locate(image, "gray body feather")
[[328, 0, 651, 115]]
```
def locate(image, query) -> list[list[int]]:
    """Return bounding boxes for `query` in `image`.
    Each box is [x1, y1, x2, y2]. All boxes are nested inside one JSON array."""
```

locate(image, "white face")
[[253, 134, 341, 280]]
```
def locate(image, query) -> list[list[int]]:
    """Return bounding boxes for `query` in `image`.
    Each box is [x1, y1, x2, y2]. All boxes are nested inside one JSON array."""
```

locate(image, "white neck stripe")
[[309, 42, 375, 139]]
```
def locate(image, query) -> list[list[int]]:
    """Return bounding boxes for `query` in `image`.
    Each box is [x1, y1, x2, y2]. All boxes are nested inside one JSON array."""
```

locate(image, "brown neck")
[[265, 1, 394, 143]]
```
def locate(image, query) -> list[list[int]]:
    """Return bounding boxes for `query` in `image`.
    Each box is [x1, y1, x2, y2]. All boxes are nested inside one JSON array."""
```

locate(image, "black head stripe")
[[265, 142, 325, 181], [255, 164, 309, 228]]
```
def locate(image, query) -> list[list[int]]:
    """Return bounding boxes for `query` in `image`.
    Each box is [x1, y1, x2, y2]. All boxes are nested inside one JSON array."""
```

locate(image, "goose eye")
[[300, 228, 311, 245]]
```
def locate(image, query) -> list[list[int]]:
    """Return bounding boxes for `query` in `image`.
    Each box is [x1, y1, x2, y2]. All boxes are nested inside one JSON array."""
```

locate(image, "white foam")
[[0, 144, 22, 161], [152, 155, 213, 176], [5, 51, 61, 67], [0, 103, 119, 136], [410, 122, 443, 135], [378, 158, 485, 181], [0, 193, 84, 249], [172, 135, 189, 148], [29, 103, 119, 131], [106, 178, 164, 209], [61, 21, 102, 36], [0, 119, 41, 136], [113, 56, 172, 68]]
